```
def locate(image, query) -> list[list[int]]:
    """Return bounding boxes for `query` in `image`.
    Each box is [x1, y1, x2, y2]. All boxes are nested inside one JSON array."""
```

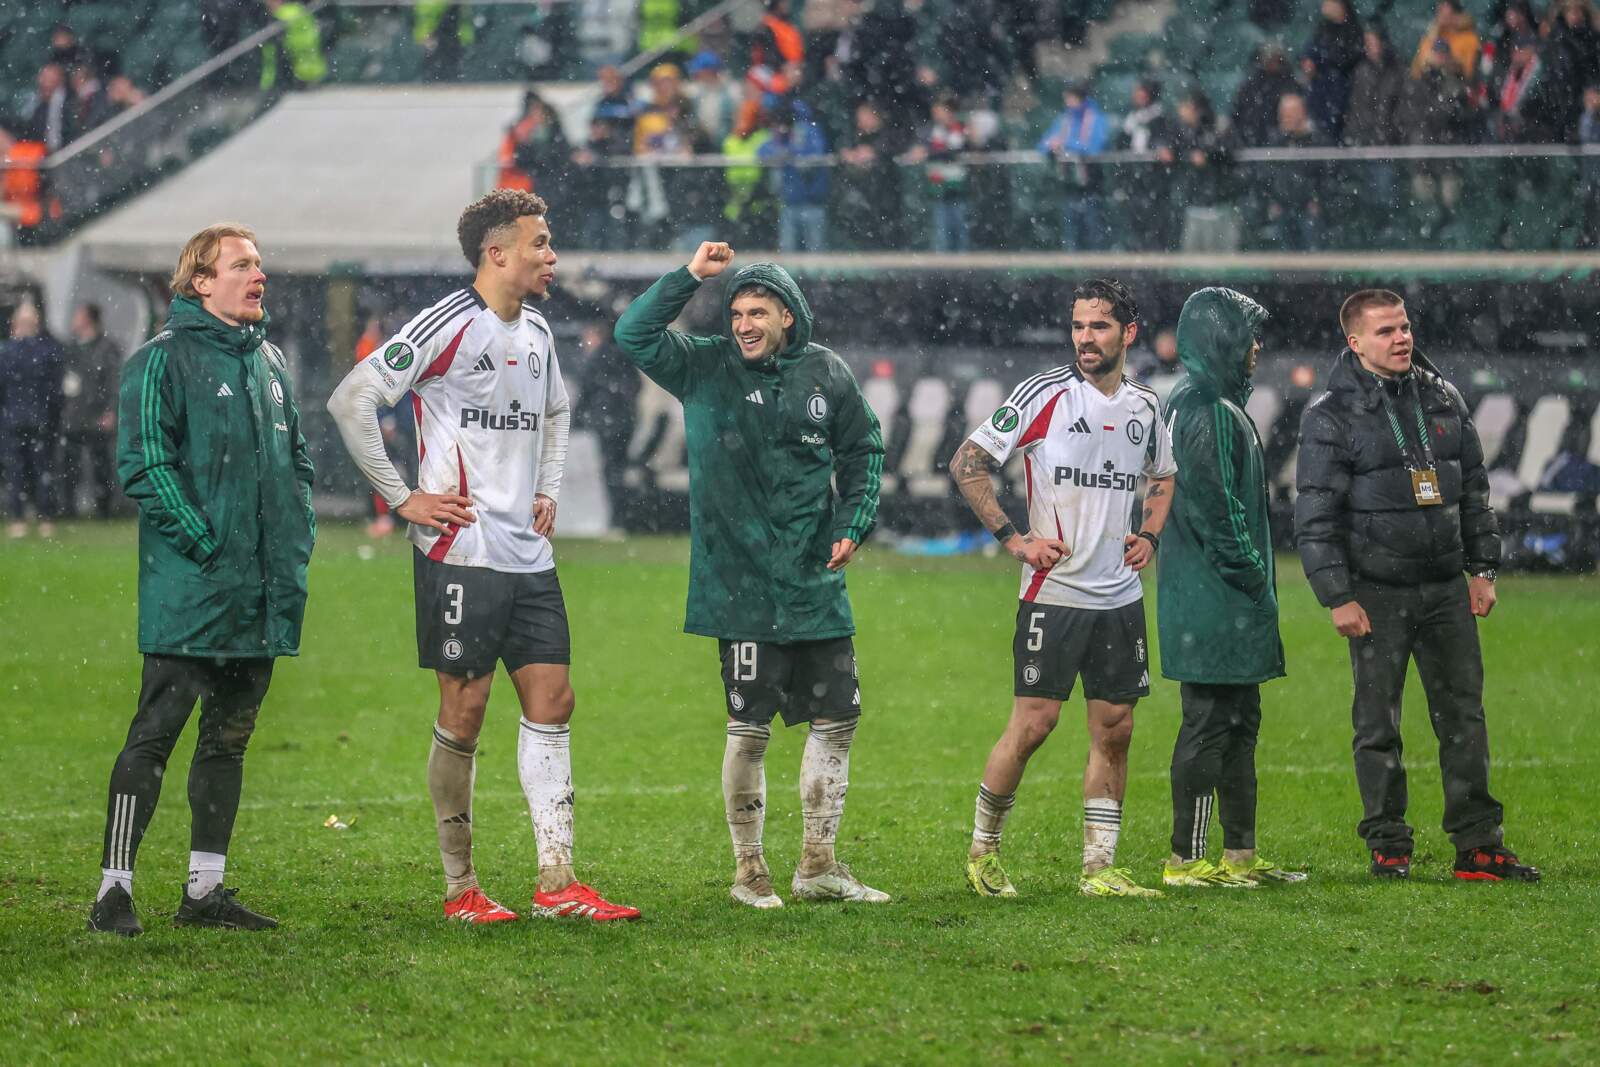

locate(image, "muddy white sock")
[[428, 724, 478, 900], [518, 720, 574, 892], [971, 783, 1016, 856], [723, 721, 770, 869], [799, 718, 856, 875], [186, 851, 226, 900], [1083, 797, 1122, 873]]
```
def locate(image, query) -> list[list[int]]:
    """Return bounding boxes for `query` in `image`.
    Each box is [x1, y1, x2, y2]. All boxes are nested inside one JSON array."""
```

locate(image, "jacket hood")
[[725, 262, 814, 357], [1327, 346, 1444, 408], [165, 295, 270, 356], [1175, 287, 1268, 404]]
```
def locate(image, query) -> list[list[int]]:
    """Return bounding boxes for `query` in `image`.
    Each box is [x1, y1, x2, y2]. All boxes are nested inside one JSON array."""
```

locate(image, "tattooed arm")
[[1123, 475, 1175, 571], [949, 441, 1069, 569]]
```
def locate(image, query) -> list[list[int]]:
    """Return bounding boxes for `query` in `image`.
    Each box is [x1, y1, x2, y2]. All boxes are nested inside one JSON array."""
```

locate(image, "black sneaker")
[[1370, 849, 1411, 879], [87, 884, 143, 937], [174, 886, 279, 930], [1454, 845, 1540, 882]]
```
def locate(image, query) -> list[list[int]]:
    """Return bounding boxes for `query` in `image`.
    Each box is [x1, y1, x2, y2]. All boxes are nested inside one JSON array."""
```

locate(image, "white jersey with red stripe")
[[968, 364, 1176, 610], [360, 286, 569, 573]]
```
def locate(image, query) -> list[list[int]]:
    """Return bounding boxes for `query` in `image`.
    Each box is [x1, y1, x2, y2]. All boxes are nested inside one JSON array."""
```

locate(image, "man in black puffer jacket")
[[1295, 289, 1539, 884]]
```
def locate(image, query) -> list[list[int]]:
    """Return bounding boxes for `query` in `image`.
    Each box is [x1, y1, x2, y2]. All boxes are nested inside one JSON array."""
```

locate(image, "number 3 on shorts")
[[444, 583, 464, 626], [1026, 611, 1045, 652]]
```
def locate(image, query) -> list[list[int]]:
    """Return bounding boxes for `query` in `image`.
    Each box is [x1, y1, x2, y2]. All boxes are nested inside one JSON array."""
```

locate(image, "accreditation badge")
[[1411, 468, 1442, 506]]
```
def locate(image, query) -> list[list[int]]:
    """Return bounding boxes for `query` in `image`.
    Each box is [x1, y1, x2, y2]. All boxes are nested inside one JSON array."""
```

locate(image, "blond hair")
[[171, 223, 258, 298]]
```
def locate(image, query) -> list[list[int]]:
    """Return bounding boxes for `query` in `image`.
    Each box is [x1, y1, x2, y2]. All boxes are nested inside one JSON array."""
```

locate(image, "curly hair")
[[1071, 278, 1140, 328], [457, 189, 548, 268]]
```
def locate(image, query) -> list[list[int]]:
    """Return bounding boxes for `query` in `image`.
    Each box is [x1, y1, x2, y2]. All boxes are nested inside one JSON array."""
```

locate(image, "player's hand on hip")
[[1121, 532, 1154, 571], [1468, 575, 1496, 618], [688, 241, 735, 279], [1331, 600, 1371, 638], [1010, 534, 1069, 570], [397, 491, 475, 532], [827, 538, 857, 570], [533, 494, 558, 538]]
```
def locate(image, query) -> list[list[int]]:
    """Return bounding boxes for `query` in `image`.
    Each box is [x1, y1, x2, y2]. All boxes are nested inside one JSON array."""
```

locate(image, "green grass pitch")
[[1, 524, 1595, 1064]]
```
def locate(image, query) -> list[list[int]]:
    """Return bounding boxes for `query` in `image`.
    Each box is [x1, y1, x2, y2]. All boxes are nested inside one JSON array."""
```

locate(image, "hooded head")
[[725, 262, 813, 361], [1175, 287, 1268, 403]]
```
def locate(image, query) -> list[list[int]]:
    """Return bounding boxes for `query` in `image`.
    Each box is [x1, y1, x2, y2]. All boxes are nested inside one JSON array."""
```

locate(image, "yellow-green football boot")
[[965, 852, 1018, 898], [1162, 857, 1260, 888], [1221, 855, 1309, 884], [1080, 866, 1164, 898]]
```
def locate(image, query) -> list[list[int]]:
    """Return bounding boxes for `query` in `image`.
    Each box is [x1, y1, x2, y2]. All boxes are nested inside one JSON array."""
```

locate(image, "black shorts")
[[718, 637, 862, 728], [1013, 599, 1150, 704], [413, 549, 570, 675]]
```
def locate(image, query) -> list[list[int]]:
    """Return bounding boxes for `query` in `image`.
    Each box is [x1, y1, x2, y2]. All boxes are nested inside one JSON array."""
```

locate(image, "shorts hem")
[[1014, 687, 1074, 701], [504, 653, 572, 671]]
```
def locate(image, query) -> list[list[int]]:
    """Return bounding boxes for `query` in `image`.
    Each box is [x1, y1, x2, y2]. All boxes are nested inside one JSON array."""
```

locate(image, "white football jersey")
[[360, 287, 569, 573], [969, 364, 1176, 610]]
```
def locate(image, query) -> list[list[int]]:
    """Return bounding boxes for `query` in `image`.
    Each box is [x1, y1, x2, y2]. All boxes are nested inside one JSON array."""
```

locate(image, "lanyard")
[[1378, 376, 1435, 471]]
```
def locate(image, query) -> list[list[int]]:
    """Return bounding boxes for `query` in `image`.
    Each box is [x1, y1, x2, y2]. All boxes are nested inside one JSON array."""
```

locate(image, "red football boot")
[[443, 886, 519, 924], [530, 881, 641, 922]]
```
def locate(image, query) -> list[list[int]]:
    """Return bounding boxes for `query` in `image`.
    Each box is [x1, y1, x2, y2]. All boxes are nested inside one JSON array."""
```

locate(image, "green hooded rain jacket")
[[614, 264, 883, 642], [117, 296, 316, 659], [1156, 287, 1285, 685]]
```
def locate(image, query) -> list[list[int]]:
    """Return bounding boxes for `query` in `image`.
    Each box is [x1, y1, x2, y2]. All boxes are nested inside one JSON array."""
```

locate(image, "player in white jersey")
[[950, 279, 1177, 900], [327, 190, 639, 923]]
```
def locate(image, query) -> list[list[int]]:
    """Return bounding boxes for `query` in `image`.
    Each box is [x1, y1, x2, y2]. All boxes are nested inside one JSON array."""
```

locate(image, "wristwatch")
[[1472, 568, 1497, 582]]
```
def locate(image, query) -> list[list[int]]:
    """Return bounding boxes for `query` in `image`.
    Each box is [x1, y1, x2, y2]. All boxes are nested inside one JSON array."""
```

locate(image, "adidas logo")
[[1067, 416, 1090, 433], [216, 383, 234, 397], [472, 353, 494, 372], [746, 390, 764, 405]]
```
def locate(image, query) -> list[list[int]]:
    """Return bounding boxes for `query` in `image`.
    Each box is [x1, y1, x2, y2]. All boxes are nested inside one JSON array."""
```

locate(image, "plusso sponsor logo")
[[460, 398, 539, 432], [1054, 459, 1138, 491]]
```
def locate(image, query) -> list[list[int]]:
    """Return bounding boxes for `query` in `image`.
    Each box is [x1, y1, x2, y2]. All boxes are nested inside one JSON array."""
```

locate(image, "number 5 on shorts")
[[444, 583, 464, 626], [1026, 611, 1045, 652]]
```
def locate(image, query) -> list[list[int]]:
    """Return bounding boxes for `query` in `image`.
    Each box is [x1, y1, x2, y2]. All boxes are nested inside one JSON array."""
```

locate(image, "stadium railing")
[[479, 142, 1600, 254]]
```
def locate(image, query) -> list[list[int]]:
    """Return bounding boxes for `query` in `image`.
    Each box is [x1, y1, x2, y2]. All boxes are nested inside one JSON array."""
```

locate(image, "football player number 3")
[[733, 642, 759, 682], [1026, 612, 1046, 652], [444, 583, 464, 625]]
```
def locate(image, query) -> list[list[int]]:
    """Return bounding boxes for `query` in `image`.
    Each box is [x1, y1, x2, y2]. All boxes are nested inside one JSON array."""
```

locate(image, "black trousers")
[[59, 428, 117, 519], [1348, 577, 1503, 852], [3, 424, 56, 519], [1170, 682, 1261, 859], [100, 655, 274, 873]]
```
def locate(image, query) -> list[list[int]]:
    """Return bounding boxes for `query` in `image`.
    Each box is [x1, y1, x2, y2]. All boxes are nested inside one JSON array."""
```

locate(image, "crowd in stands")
[[494, 0, 1600, 253], [0, 298, 124, 537]]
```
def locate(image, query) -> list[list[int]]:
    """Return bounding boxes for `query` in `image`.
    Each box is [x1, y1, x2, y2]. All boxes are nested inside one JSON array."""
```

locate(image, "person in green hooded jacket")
[[614, 240, 888, 909], [1156, 287, 1304, 889], [88, 224, 315, 937]]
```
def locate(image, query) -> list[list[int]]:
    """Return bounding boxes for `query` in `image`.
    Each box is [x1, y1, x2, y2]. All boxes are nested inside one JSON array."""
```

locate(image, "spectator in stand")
[[1345, 27, 1406, 220], [22, 64, 70, 152], [1128, 326, 1184, 403], [631, 64, 704, 248], [201, 0, 258, 56], [594, 64, 635, 128], [1301, 0, 1365, 140], [48, 25, 82, 67], [905, 93, 972, 252], [841, 0, 923, 128], [964, 93, 1013, 249], [1232, 44, 1301, 147], [59, 303, 121, 521], [749, 0, 805, 96], [721, 99, 776, 247], [1400, 39, 1473, 228], [1490, 34, 1556, 141], [415, 0, 475, 82], [759, 96, 831, 252], [1579, 85, 1600, 246], [2, 302, 65, 539], [106, 75, 147, 115], [503, 93, 574, 197], [1412, 0, 1480, 81], [1479, 1, 1538, 103], [687, 51, 738, 144], [1263, 92, 1330, 250], [1155, 90, 1237, 249], [261, 0, 329, 90], [1038, 82, 1112, 250], [1119, 79, 1171, 250], [1540, 0, 1600, 137], [571, 113, 632, 250], [67, 63, 113, 144], [835, 100, 907, 249]]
